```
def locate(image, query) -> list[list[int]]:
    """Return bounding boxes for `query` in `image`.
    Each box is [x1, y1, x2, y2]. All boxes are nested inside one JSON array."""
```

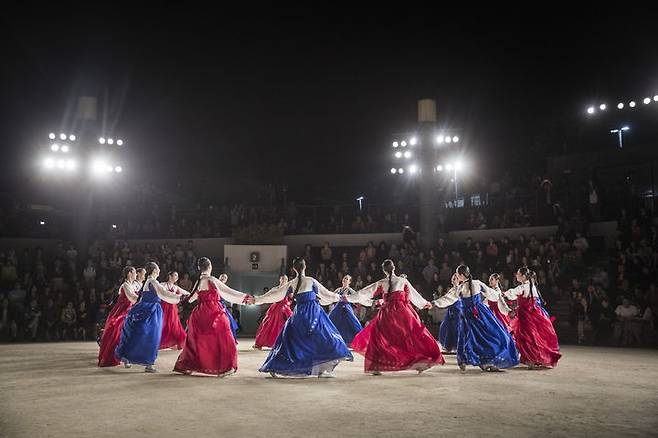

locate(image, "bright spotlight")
[[446, 163, 454, 171], [629, 101, 636, 108], [65, 159, 77, 171], [114, 166, 123, 173], [400, 140, 407, 147], [39, 221, 45, 226], [91, 159, 109, 176], [398, 168, 404, 174], [107, 138, 114, 145], [106, 165, 114, 173], [455, 161, 464, 171], [436, 165, 443, 172], [117, 139, 124, 146], [48, 133, 56, 140], [390, 168, 397, 174], [643, 97, 651, 105], [452, 136, 459, 143], [599, 104, 606, 111], [50, 144, 60, 152], [587, 106, 595, 114], [617, 102, 624, 109], [392, 141, 399, 148], [409, 164, 418, 174], [43, 157, 55, 170], [61, 145, 70, 153], [436, 135, 444, 144], [395, 151, 402, 158], [654, 95, 658, 102], [404, 151, 411, 159], [59, 133, 67, 140], [112, 224, 117, 229], [69, 134, 76, 141], [409, 137, 417, 146], [445, 136, 452, 144], [621, 126, 630, 131], [56, 159, 66, 169], [99, 137, 106, 144]]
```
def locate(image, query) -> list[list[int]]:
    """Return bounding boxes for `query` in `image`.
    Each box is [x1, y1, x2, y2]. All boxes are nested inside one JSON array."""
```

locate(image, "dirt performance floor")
[[1, 340, 657, 438]]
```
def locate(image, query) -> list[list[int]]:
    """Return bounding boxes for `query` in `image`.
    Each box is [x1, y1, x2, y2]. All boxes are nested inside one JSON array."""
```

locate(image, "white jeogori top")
[[349, 275, 429, 309], [433, 280, 510, 315], [141, 278, 182, 305], [188, 275, 249, 305], [255, 276, 340, 306], [503, 281, 541, 300], [120, 281, 140, 304]]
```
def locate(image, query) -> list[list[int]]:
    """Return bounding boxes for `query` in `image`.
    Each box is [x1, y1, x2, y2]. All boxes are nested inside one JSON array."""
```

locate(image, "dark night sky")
[[2, 8, 657, 204]]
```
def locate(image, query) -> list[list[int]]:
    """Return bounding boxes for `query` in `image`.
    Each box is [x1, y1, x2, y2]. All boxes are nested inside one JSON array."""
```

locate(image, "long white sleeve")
[[472, 280, 500, 302], [210, 277, 248, 305], [433, 286, 460, 308], [347, 281, 381, 307], [406, 279, 429, 309], [162, 282, 191, 296], [314, 279, 340, 306], [147, 279, 181, 304], [121, 282, 139, 304], [255, 280, 293, 305], [487, 287, 512, 315], [503, 283, 528, 300]]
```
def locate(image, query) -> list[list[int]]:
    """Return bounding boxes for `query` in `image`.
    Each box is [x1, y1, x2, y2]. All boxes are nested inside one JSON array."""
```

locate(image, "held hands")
[[423, 302, 433, 310], [243, 295, 256, 305]]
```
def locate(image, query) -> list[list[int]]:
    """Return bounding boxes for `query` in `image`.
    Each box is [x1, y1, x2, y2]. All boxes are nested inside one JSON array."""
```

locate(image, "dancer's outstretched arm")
[[254, 279, 294, 305], [503, 283, 527, 301], [147, 279, 181, 305], [432, 286, 459, 308], [208, 276, 250, 305], [405, 279, 431, 309], [315, 280, 341, 306], [346, 281, 381, 306]]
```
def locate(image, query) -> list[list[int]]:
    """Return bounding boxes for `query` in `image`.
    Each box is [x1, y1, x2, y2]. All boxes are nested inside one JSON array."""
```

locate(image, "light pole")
[[610, 126, 630, 148], [389, 99, 464, 249]]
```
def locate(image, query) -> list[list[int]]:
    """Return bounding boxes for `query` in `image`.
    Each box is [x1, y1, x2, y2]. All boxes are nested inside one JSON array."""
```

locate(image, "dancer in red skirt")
[[349, 260, 444, 375], [253, 275, 293, 350], [159, 271, 189, 350], [503, 267, 561, 369], [98, 266, 139, 367], [173, 257, 253, 376], [486, 273, 513, 333]]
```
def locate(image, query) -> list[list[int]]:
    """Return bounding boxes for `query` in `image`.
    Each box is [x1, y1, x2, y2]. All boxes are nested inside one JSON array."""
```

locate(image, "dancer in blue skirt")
[[115, 262, 188, 373], [255, 258, 353, 378], [438, 274, 461, 353], [328, 275, 363, 346], [432, 264, 519, 372], [219, 273, 240, 342]]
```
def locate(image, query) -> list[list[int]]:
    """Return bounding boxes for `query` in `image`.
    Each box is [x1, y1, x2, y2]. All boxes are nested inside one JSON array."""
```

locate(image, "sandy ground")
[[1, 340, 657, 438]]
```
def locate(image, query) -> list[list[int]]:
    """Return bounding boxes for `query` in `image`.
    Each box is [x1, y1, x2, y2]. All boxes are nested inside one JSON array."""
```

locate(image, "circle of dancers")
[[98, 257, 561, 377]]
